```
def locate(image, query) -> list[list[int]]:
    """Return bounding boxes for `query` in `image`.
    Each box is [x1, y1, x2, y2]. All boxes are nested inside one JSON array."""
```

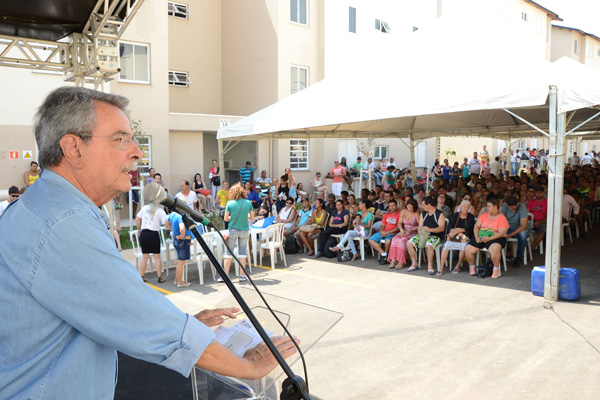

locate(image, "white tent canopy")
[[218, 57, 600, 141]]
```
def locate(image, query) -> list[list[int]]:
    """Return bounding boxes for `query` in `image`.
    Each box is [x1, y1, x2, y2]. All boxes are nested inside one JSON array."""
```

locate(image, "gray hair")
[[34, 86, 129, 169], [460, 199, 471, 208]]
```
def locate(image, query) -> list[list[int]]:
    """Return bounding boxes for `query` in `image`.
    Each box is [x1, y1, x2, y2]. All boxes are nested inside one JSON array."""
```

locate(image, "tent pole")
[[544, 86, 563, 302], [409, 133, 417, 189], [506, 135, 511, 176], [218, 139, 224, 186]]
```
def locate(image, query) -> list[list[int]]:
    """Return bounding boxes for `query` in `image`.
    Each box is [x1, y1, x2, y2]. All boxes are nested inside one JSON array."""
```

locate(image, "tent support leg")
[[544, 86, 564, 302], [409, 133, 417, 189], [218, 139, 224, 187]]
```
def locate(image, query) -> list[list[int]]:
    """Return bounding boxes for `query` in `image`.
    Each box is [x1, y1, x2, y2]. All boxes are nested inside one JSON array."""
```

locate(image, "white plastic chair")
[[475, 244, 508, 276], [352, 225, 373, 261], [259, 223, 287, 269], [190, 234, 218, 284]]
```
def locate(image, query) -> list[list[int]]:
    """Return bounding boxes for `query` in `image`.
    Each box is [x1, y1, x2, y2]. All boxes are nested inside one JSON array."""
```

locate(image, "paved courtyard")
[[117, 225, 600, 399]]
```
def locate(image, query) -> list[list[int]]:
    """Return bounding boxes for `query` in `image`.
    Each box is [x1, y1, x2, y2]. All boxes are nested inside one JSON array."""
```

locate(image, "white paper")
[[214, 318, 274, 357]]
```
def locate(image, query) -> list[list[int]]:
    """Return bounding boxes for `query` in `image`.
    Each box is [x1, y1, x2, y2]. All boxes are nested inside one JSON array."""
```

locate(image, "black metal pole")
[[180, 215, 309, 400]]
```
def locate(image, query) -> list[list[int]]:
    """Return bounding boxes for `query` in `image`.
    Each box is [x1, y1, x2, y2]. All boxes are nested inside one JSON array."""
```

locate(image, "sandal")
[[141, 276, 147, 282], [305, 251, 314, 256], [436, 270, 444, 276], [451, 268, 461, 275], [388, 261, 397, 269], [469, 266, 476, 276], [491, 267, 500, 279], [407, 266, 420, 272], [157, 276, 166, 283], [428, 269, 435, 275], [351, 254, 358, 261], [395, 263, 406, 270]]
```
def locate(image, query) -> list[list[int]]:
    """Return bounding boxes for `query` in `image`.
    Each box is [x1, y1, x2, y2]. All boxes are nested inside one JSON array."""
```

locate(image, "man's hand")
[[242, 336, 301, 380], [194, 307, 240, 327]]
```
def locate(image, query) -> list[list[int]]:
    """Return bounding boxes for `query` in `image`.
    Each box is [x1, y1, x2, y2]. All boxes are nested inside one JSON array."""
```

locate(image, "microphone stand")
[[181, 214, 310, 400]]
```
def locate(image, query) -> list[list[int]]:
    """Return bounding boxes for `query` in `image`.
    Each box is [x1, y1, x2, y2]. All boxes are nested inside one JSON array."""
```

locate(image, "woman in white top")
[[311, 172, 330, 198], [276, 198, 297, 237], [135, 201, 168, 283]]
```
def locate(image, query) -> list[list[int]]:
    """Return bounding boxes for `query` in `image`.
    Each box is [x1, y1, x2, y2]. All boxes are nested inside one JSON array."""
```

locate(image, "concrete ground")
[[117, 224, 600, 400]]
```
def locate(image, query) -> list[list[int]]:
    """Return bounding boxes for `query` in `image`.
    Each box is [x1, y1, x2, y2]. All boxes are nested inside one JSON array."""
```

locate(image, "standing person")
[[368, 199, 401, 265], [276, 174, 291, 212], [209, 159, 221, 208], [387, 198, 419, 270], [316, 199, 349, 258], [510, 150, 517, 176], [480, 145, 489, 167], [468, 152, 481, 180], [128, 167, 140, 217], [465, 198, 510, 279], [500, 148, 509, 174], [222, 183, 254, 282], [136, 198, 168, 283], [0, 186, 20, 217], [145, 167, 156, 185], [442, 159, 452, 181], [312, 171, 330, 198], [23, 161, 40, 188], [490, 156, 501, 178], [298, 198, 328, 256], [192, 173, 213, 212], [167, 212, 192, 287], [339, 157, 354, 191], [328, 160, 345, 197], [239, 157, 257, 184], [176, 180, 199, 211], [384, 165, 397, 191], [0, 87, 297, 399], [450, 161, 461, 184], [406, 197, 447, 274]]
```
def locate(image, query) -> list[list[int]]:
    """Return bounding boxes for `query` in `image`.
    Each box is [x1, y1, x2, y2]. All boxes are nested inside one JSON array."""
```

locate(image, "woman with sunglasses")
[[275, 197, 297, 237], [316, 200, 349, 258]]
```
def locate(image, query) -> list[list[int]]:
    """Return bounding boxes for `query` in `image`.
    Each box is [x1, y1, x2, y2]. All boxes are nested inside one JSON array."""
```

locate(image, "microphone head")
[[143, 182, 166, 204]]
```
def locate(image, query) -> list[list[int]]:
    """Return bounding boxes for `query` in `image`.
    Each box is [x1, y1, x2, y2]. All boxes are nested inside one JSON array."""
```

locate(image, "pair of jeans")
[[372, 172, 384, 187], [507, 228, 529, 260], [338, 230, 360, 255], [224, 228, 249, 258]]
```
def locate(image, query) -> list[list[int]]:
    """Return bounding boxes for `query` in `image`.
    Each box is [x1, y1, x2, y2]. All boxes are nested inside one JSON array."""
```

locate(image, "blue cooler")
[[531, 267, 581, 301]]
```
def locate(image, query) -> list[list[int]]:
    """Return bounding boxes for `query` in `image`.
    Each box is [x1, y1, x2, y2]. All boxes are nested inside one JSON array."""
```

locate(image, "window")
[[119, 42, 150, 83], [588, 43, 594, 58], [290, 140, 309, 170], [290, 0, 308, 25], [574, 39, 579, 55], [290, 65, 308, 94], [521, 12, 527, 22], [374, 145, 388, 160], [168, 2, 191, 19], [168, 70, 192, 87], [375, 19, 390, 33], [349, 7, 356, 33], [338, 140, 359, 166], [136, 136, 152, 176], [598, 49, 600, 57]]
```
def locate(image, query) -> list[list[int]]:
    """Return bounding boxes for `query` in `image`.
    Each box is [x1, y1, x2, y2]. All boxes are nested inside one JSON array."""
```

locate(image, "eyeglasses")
[[81, 132, 136, 150], [286, 201, 293, 205], [10, 194, 19, 198]]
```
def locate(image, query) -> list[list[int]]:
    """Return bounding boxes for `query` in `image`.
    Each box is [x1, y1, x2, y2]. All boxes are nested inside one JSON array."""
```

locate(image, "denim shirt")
[[0, 170, 214, 399]]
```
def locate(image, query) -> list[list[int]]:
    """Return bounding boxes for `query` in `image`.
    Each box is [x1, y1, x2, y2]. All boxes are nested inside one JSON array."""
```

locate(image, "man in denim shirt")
[[0, 87, 297, 399]]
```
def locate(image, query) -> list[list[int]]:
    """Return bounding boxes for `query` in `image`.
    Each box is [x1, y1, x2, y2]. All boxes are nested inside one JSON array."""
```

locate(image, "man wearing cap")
[[239, 156, 257, 184]]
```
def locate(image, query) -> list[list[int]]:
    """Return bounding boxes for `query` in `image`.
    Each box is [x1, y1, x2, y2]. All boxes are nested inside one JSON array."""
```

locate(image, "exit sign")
[[9, 151, 18, 159]]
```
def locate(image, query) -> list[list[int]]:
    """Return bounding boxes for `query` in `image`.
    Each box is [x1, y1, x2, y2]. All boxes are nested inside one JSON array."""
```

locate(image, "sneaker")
[[238, 275, 248, 282], [378, 254, 387, 265], [201, 209, 209, 214], [511, 258, 521, 268], [216, 276, 224, 282], [176, 282, 191, 287]]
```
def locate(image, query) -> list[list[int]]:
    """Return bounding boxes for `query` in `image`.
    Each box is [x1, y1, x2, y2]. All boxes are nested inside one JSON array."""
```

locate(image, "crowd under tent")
[[218, 56, 600, 302]]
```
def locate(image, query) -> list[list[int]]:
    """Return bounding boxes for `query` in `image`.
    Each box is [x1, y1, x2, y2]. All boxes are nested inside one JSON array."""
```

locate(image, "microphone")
[[143, 183, 215, 228]]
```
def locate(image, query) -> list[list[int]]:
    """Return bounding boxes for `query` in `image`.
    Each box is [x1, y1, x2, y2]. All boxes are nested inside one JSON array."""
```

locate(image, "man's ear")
[[59, 134, 84, 167]]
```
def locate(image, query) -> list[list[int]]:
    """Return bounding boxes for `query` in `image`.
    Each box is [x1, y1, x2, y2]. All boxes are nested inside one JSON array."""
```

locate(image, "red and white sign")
[[9, 151, 18, 159]]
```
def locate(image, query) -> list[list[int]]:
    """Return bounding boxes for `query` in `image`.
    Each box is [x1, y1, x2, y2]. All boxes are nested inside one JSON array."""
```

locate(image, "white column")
[[409, 133, 417, 189], [544, 86, 564, 302]]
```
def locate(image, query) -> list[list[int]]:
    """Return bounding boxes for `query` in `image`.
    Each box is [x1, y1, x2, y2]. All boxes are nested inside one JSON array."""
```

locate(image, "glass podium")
[[191, 287, 343, 400]]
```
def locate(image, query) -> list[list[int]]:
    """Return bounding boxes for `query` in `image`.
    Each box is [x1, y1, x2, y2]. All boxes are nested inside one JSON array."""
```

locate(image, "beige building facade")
[[1, 0, 598, 198]]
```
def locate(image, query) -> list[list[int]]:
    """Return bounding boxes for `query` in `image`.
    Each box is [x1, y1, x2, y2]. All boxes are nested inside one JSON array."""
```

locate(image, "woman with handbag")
[[222, 183, 255, 283], [387, 198, 419, 270], [297, 198, 327, 256], [315, 200, 349, 258], [329, 200, 373, 262], [439, 200, 475, 275], [209, 159, 221, 209], [192, 173, 213, 212]]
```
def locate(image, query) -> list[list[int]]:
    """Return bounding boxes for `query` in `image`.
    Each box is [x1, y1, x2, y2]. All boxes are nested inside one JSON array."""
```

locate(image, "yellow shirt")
[[217, 189, 229, 207]]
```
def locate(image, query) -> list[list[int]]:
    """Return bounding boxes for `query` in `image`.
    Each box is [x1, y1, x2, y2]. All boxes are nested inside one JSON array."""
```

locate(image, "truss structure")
[[0, 0, 144, 88]]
